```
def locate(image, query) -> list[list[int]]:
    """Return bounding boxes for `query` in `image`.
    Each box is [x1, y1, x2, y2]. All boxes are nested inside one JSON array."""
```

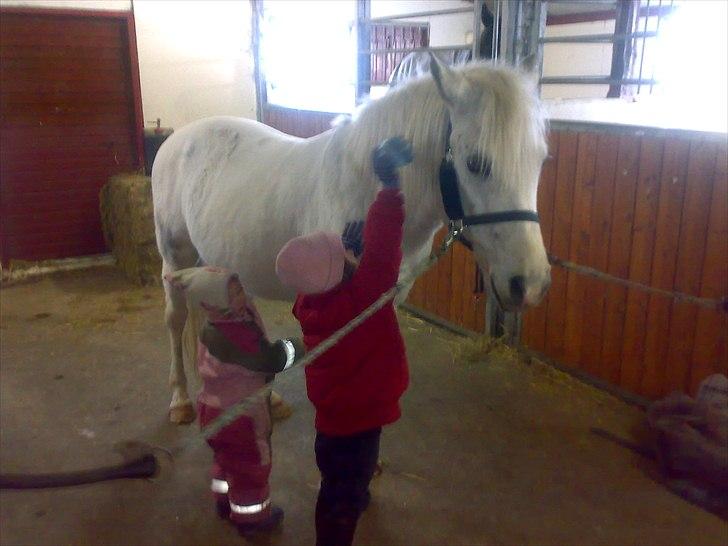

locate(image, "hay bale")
[[100, 174, 161, 286]]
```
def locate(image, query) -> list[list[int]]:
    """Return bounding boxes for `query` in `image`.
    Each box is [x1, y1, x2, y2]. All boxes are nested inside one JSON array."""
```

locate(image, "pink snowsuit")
[[197, 306, 274, 526]]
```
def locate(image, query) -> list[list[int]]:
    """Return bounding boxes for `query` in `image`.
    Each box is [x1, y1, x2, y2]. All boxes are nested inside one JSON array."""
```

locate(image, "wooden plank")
[[0, 112, 132, 127], [522, 132, 559, 351], [592, 141, 636, 357], [563, 132, 599, 366], [462, 249, 479, 331], [688, 144, 728, 393], [638, 138, 691, 398], [0, 33, 123, 49], [1, 90, 131, 105], [0, 45, 124, 60], [0, 142, 135, 163], [3, 195, 100, 215], [544, 131, 578, 361], [1, 170, 128, 194], [5, 219, 101, 241], [619, 137, 664, 393], [663, 138, 719, 394], [407, 269, 426, 309], [436, 244, 454, 321], [424, 230, 444, 315], [1, 125, 133, 141], [0, 153, 135, 177], [0, 56, 126, 75], [580, 133, 619, 377], [0, 15, 124, 38], [449, 242, 467, 328]]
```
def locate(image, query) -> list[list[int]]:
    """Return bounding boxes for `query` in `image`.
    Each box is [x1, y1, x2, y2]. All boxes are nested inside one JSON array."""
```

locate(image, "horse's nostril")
[[509, 275, 525, 303]]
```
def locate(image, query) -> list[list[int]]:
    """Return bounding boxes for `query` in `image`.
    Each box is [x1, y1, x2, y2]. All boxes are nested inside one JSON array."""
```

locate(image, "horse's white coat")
[[152, 60, 551, 419]]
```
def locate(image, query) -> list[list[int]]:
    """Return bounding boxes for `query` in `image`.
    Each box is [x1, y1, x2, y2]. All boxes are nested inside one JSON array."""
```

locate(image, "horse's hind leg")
[[162, 256, 198, 424]]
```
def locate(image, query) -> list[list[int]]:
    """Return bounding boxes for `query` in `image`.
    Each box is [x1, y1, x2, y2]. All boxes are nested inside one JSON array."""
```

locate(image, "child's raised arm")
[[352, 138, 412, 300]]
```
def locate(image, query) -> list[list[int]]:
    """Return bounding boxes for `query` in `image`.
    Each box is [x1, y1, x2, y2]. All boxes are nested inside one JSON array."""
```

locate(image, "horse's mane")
[[331, 62, 547, 194]]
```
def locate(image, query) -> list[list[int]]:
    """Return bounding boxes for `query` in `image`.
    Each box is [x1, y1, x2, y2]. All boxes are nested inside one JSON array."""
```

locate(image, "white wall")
[[0, 0, 258, 129], [134, 0, 256, 129], [541, 20, 615, 99]]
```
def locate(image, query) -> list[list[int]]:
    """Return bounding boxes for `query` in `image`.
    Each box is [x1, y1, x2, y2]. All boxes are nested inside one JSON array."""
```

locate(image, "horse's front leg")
[[164, 277, 196, 424]]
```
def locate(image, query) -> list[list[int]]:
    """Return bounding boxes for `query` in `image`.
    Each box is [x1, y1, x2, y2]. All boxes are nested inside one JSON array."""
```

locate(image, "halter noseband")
[[438, 121, 540, 247]]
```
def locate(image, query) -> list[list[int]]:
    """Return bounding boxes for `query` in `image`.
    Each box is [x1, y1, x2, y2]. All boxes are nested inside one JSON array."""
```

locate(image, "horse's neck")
[[307, 80, 447, 254]]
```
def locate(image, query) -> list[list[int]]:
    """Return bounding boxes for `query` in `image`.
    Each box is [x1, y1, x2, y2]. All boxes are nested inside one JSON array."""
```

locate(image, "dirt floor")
[[1, 266, 726, 546]]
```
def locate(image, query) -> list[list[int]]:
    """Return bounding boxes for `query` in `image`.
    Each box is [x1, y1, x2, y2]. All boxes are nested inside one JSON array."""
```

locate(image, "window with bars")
[[369, 23, 430, 85], [540, 0, 727, 107]]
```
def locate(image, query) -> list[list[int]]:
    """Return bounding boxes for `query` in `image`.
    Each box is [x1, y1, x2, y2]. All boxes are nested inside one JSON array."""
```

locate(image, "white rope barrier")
[[548, 254, 728, 314]]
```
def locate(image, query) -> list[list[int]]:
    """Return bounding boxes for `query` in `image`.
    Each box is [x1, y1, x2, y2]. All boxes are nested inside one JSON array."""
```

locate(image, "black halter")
[[438, 122, 540, 244]]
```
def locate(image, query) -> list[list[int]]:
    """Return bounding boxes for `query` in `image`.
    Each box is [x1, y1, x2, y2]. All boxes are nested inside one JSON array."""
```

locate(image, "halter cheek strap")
[[438, 121, 540, 238]]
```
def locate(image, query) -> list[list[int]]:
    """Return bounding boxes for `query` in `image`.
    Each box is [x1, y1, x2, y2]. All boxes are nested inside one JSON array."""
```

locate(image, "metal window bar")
[[636, 0, 651, 93], [650, 0, 673, 93], [539, 30, 657, 43], [536, 0, 675, 98]]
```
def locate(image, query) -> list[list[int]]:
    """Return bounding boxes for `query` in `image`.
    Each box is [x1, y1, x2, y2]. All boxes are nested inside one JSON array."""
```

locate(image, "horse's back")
[[151, 116, 298, 256]]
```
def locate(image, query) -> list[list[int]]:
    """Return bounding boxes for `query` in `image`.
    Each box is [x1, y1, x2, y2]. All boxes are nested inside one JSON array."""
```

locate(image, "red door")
[[0, 8, 143, 263]]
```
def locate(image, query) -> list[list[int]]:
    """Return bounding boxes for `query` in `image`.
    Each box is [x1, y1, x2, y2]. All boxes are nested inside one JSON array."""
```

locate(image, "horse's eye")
[[466, 154, 492, 178]]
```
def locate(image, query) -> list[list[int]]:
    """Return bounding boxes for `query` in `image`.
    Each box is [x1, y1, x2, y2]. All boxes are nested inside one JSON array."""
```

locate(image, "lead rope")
[[189, 224, 463, 445]]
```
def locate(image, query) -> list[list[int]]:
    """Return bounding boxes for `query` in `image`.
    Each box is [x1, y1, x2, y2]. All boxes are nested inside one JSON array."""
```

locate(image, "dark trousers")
[[314, 428, 381, 546]]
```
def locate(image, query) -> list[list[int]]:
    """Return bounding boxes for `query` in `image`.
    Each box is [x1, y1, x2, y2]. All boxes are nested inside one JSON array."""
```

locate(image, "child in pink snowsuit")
[[165, 267, 303, 536]]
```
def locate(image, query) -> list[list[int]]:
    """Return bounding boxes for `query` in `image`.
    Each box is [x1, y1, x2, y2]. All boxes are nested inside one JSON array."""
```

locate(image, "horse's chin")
[[489, 276, 529, 312]]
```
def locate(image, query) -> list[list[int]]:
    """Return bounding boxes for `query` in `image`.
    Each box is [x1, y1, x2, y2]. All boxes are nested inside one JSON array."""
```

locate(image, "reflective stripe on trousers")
[[230, 498, 271, 515], [211, 479, 270, 514], [211, 478, 229, 494]]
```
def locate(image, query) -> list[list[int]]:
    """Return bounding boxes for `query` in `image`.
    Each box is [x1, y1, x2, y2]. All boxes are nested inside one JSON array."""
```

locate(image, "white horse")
[[152, 58, 551, 423]]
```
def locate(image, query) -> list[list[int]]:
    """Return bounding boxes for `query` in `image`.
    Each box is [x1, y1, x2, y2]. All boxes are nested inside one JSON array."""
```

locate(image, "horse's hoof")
[[169, 403, 196, 424], [373, 460, 384, 477], [270, 395, 293, 422]]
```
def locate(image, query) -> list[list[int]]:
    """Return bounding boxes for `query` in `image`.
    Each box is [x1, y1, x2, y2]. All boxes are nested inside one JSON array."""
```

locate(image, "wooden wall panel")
[[0, 9, 142, 263], [522, 126, 727, 399]]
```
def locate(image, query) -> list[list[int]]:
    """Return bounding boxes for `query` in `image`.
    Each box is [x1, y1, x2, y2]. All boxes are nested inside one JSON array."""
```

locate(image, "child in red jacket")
[[275, 137, 413, 546]]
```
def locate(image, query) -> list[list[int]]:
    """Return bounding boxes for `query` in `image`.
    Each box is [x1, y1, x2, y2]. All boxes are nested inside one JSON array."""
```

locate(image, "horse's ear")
[[429, 52, 470, 106], [518, 53, 541, 88]]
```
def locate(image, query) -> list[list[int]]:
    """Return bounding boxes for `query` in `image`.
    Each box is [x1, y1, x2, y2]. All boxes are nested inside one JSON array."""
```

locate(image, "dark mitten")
[[372, 137, 413, 188]]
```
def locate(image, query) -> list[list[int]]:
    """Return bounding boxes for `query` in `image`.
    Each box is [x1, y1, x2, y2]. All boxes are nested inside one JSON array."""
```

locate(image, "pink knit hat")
[[275, 231, 346, 295]]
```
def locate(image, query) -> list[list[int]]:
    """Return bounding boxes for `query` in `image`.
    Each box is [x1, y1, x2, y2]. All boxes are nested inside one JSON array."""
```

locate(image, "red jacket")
[[293, 188, 409, 436]]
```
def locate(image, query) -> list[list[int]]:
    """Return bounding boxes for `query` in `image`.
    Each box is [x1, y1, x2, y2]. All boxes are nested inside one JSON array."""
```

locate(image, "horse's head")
[[430, 58, 550, 310]]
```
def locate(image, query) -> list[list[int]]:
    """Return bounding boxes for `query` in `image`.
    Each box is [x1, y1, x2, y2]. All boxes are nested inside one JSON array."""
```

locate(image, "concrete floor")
[[1, 266, 725, 546]]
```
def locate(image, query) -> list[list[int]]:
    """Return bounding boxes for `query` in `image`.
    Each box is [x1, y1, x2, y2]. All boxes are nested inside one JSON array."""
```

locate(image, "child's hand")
[[372, 137, 413, 188], [342, 220, 365, 257]]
